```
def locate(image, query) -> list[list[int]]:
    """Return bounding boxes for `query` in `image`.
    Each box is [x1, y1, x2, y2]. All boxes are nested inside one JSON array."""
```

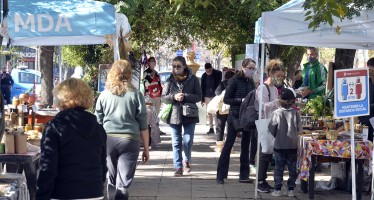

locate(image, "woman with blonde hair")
[[37, 78, 107, 200], [256, 59, 285, 193], [95, 60, 149, 200]]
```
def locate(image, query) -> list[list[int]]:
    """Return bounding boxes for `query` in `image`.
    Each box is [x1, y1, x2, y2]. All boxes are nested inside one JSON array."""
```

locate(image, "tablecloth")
[[299, 139, 372, 181]]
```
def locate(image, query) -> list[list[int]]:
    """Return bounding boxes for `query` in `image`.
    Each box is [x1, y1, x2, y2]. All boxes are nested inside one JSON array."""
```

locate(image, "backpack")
[[239, 84, 271, 131]]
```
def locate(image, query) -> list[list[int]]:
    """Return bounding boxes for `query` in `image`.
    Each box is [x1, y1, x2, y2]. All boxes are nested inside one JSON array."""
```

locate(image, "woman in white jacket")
[[256, 59, 285, 193]]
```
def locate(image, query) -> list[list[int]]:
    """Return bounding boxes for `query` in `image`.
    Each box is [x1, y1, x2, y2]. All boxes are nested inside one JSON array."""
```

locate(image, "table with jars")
[[0, 94, 49, 200], [298, 117, 372, 200]]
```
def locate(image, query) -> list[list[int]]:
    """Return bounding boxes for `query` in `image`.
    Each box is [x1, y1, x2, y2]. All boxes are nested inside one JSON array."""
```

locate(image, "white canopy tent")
[[254, 0, 374, 199]]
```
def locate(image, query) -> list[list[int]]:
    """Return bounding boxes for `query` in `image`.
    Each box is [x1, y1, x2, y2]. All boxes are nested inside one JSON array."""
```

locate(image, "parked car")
[[11, 67, 41, 99]]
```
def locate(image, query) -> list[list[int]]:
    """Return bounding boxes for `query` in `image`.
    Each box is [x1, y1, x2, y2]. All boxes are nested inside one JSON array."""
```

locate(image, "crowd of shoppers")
[[36, 48, 326, 198]]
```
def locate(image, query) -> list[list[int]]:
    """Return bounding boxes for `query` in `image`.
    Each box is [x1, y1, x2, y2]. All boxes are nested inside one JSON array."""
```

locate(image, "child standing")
[[268, 88, 302, 197]]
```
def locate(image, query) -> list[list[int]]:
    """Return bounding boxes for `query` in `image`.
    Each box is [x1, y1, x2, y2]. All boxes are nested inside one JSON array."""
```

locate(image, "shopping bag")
[[158, 104, 172, 123], [207, 95, 220, 114], [255, 118, 275, 154]]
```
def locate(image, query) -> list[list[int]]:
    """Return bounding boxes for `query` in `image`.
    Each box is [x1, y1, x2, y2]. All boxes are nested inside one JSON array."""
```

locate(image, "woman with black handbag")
[[216, 58, 256, 184], [161, 56, 202, 177]]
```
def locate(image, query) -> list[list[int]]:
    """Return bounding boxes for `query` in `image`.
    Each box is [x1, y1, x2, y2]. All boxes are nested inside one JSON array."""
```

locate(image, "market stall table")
[[0, 151, 40, 200], [299, 138, 372, 200]]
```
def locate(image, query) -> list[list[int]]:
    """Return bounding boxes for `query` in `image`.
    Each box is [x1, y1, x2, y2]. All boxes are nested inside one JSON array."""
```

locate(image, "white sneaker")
[[271, 190, 282, 197], [286, 190, 295, 197]]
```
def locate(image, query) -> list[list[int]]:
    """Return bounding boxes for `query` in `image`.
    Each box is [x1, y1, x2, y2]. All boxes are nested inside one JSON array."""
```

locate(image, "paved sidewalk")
[[130, 124, 370, 200]]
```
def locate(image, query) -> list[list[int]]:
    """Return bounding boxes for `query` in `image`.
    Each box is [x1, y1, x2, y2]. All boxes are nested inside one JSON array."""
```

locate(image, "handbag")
[[182, 103, 198, 117], [158, 103, 172, 123], [231, 111, 243, 131], [255, 118, 275, 154]]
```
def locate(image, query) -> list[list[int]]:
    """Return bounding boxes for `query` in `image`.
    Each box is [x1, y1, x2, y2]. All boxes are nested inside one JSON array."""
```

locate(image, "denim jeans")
[[216, 122, 251, 180], [169, 123, 196, 169], [274, 149, 297, 190]]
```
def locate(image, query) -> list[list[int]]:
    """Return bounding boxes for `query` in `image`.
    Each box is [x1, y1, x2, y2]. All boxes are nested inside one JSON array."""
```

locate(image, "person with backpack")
[[269, 88, 302, 197], [216, 58, 256, 184], [256, 59, 285, 193]]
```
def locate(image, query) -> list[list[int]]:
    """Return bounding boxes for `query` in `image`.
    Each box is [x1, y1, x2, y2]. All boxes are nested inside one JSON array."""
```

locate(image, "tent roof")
[[256, 0, 374, 50], [2, 0, 120, 46]]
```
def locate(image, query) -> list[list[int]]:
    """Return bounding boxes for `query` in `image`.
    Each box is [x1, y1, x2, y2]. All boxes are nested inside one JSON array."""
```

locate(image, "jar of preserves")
[[24, 124, 33, 132], [33, 123, 43, 133], [12, 97, 20, 107]]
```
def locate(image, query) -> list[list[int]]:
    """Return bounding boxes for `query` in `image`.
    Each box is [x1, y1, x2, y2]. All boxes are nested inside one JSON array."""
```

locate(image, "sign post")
[[334, 68, 370, 200]]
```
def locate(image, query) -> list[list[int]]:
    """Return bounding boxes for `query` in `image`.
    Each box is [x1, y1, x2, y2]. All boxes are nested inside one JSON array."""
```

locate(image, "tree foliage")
[[302, 0, 374, 30], [100, 0, 288, 56]]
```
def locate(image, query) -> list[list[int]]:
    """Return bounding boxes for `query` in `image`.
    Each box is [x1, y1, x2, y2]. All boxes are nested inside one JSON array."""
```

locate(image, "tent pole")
[[255, 42, 265, 199], [350, 117, 356, 200], [113, 34, 119, 61], [58, 46, 62, 82]]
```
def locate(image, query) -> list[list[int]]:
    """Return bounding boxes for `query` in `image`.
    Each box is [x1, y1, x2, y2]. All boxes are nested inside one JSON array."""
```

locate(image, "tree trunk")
[[39, 46, 55, 106], [334, 48, 356, 70]]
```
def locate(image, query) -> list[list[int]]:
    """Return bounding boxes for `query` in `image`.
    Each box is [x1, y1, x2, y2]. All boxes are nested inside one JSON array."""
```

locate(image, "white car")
[[11, 67, 41, 99]]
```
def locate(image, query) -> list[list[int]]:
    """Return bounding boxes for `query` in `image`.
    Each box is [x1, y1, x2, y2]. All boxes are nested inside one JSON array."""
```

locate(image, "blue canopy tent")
[[0, 0, 131, 59]]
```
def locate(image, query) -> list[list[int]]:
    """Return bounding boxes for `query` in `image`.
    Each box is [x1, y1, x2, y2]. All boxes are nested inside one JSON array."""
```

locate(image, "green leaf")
[[325, 12, 333, 26], [304, 11, 312, 16], [331, 9, 341, 18], [305, 16, 313, 21], [308, 21, 316, 29]]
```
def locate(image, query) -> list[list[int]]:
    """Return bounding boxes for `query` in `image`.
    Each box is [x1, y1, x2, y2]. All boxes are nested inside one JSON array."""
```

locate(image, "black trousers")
[[216, 112, 228, 141], [217, 122, 250, 180], [258, 145, 273, 182]]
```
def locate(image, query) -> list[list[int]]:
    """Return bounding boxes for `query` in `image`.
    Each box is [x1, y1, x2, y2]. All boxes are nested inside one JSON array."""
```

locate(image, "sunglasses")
[[172, 65, 182, 69]]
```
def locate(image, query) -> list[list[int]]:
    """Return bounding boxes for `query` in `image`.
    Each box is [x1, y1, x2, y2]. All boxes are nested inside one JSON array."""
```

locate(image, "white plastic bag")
[[207, 95, 220, 114], [255, 118, 275, 154], [218, 91, 230, 115]]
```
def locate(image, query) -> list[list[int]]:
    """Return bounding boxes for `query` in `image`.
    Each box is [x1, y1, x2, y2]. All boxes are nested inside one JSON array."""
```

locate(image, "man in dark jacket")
[[201, 63, 222, 134], [358, 58, 374, 142], [1, 68, 14, 104]]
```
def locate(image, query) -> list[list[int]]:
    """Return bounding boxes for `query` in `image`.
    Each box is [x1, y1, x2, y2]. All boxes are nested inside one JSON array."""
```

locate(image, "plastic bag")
[[158, 104, 172, 123], [316, 178, 337, 190], [255, 118, 275, 154]]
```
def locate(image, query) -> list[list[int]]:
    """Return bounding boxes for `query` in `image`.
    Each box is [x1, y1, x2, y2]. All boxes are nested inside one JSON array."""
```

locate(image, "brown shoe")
[[174, 168, 183, 177], [183, 162, 191, 173]]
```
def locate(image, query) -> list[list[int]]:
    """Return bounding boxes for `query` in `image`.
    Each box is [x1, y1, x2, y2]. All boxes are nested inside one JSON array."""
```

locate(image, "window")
[[18, 72, 41, 84]]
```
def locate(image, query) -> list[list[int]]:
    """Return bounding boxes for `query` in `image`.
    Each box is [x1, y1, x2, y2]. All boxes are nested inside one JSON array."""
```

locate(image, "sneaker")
[[286, 190, 295, 197], [216, 179, 224, 184], [207, 128, 214, 134], [264, 182, 275, 190], [239, 178, 253, 183], [174, 168, 183, 177], [271, 190, 282, 197], [257, 182, 270, 193], [183, 161, 191, 173]]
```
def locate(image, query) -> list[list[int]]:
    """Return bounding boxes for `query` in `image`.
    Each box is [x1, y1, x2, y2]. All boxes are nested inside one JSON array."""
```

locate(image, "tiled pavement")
[[129, 124, 371, 200]]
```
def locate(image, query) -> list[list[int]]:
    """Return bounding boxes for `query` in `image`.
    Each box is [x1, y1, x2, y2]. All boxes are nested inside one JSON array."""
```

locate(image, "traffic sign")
[[334, 68, 370, 118], [176, 50, 183, 56]]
